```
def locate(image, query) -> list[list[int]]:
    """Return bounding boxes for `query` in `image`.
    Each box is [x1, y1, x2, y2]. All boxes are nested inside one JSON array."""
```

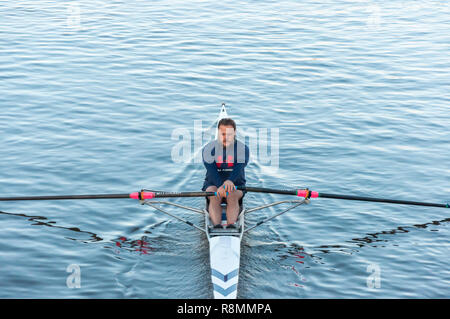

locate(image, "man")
[[202, 118, 249, 229]]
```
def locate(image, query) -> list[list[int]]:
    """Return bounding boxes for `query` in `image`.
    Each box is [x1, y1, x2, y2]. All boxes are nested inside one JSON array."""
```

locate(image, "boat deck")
[[205, 202, 244, 299]]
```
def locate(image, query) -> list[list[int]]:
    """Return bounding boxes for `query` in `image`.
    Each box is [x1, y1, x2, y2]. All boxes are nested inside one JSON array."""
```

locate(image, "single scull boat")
[[141, 104, 308, 298]]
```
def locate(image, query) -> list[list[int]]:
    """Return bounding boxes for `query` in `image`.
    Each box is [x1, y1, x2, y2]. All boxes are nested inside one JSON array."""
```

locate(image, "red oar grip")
[[130, 192, 155, 200], [297, 189, 318, 198]]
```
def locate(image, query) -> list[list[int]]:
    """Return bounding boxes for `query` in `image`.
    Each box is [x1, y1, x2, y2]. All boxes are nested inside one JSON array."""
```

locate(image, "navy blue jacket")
[[202, 139, 249, 191]]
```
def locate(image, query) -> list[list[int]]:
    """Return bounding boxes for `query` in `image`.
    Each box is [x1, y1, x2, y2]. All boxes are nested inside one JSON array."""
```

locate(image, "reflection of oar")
[[238, 186, 449, 209], [0, 210, 103, 241], [0, 190, 217, 201]]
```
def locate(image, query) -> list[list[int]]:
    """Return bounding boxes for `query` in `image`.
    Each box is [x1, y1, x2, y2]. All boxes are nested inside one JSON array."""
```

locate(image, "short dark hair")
[[218, 118, 236, 130]]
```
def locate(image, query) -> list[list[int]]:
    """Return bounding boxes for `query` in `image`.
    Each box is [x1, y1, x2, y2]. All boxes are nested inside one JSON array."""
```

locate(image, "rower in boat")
[[202, 117, 249, 229]]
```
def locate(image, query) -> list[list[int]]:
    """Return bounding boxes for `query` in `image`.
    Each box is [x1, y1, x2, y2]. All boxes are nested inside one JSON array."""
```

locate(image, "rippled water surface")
[[0, 0, 449, 298]]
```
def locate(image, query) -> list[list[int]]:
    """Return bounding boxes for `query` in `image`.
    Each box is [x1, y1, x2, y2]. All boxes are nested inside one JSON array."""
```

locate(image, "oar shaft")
[[237, 186, 297, 196], [239, 186, 449, 209], [0, 191, 217, 201], [153, 191, 216, 198], [0, 194, 131, 201], [318, 193, 448, 208]]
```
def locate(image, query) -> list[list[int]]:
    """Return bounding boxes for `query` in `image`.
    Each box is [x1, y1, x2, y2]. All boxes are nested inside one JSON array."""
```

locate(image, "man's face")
[[218, 125, 235, 147]]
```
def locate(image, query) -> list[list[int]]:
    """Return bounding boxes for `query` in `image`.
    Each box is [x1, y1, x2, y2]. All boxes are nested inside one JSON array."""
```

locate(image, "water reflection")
[[0, 209, 103, 242], [114, 236, 155, 255], [341, 217, 448, 250], [278, 217, 450, 290], [284, 217, 450, 258], [0, 209, 166, 261]]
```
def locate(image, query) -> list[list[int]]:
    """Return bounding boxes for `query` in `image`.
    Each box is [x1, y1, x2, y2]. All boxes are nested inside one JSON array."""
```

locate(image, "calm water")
[[0, 0, 449, 298]]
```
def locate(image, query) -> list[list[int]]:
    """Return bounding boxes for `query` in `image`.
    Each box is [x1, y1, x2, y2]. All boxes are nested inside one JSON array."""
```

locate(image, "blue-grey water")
[[0, 0, 449, 298]]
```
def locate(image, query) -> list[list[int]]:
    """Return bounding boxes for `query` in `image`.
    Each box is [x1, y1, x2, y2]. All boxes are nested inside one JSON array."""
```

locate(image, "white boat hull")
[[205, 204, 244, 299], [209, 236, 241, 298]]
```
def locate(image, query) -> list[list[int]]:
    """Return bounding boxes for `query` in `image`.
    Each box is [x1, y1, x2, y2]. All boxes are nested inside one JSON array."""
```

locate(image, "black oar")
[[238, 186, 449, 209], [0, 190, 216, 201], [315, 192, 448, 208], [0, 194, 131, 201], [239, 186, 299, 196]]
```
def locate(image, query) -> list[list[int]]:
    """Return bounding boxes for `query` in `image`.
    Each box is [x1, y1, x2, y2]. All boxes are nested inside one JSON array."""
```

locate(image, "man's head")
[[217, 118, 236, 147]]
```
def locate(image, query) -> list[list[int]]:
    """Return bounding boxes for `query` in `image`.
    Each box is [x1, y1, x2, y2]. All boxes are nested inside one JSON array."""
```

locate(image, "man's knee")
[[227, 190, 243, 200], [206, 186, 218, 200]]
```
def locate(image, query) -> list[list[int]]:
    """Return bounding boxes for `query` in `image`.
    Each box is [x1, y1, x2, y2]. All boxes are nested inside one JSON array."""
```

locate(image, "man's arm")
[[202, 144, 223, 188], [203, 161, 223, 187]]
